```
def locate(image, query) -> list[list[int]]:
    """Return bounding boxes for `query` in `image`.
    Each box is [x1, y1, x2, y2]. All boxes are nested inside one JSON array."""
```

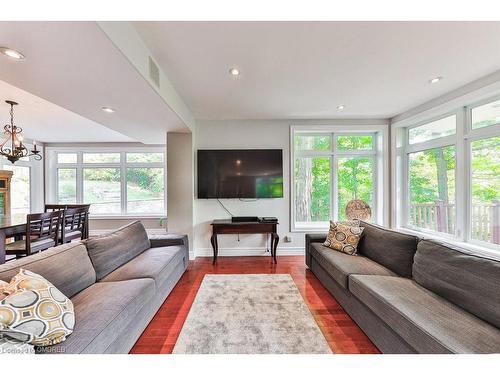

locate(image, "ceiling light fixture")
[[337, 105, 345, 111], [429, 76, 443, 84], [0, 47, 25, 60], [229, 68, 240, 76], [101, 106, 115, 113], [1, 100, 41, 164]]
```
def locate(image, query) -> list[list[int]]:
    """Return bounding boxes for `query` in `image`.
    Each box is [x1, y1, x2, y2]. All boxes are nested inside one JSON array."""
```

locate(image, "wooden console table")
[[210, 219, 279, 264]]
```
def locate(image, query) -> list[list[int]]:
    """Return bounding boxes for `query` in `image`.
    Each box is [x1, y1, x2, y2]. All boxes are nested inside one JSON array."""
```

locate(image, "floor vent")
[[149, 56, 160, 88]]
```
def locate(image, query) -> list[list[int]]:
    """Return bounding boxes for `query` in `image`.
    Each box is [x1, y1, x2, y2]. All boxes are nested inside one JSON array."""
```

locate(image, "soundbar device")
[[231, 216, 260, 223], [259, 217, 278, 223]]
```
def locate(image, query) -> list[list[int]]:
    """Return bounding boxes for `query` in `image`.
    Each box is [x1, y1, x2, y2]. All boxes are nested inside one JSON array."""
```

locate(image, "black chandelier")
[[1, 100, 41, 164]]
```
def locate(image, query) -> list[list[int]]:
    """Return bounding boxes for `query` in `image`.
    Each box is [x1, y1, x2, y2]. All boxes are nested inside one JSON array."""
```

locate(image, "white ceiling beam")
[[98, 21, 195, 132]]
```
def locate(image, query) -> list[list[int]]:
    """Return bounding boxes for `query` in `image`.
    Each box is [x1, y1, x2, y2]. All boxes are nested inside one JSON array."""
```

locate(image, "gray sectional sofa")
[[306, 221, 500, 354], [0, 221, 189, 354]]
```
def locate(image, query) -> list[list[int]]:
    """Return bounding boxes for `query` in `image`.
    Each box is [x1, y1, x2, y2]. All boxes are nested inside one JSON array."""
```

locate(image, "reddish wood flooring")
[[130, 256, 380, 354]]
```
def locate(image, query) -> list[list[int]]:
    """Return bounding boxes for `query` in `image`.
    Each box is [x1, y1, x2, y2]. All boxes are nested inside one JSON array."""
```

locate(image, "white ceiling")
[[0, 21, 189, 144], [0, 79, 134, 143], [134, 21, 500, 120]]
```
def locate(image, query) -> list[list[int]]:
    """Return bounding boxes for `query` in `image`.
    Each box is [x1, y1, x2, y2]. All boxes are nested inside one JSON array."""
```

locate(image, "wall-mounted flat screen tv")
[[197, 149, 283, 199]]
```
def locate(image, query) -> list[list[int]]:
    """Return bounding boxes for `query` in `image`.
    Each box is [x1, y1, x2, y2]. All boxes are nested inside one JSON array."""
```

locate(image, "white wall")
[[193, 119, 388, 258], [89, 217, 163, 233], [167, 132, 194, 258]]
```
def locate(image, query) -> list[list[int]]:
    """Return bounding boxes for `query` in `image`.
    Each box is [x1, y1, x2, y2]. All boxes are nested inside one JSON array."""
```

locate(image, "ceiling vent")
[[149, 56, 160, 88]]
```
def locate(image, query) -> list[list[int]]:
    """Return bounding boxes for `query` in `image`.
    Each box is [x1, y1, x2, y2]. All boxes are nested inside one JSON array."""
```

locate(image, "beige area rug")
[[172, 274, 332, 354]]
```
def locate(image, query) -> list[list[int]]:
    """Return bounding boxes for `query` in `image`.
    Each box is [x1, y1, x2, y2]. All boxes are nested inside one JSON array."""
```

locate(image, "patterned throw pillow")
[[323, 220, 364, 255], [0, 269, 75, 346]]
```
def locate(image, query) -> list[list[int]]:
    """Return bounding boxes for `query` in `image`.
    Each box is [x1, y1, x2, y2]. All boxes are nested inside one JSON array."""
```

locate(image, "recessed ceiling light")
[[101, 106, 115, 113], [429, 76, 443, 84], [0, 47, 25, 60], [337, 105, 345, 111], [229, 68, 240, 76]]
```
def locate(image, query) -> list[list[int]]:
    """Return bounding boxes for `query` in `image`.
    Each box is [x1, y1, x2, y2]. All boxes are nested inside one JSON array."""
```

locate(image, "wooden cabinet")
[[0, 170, 13, 216]]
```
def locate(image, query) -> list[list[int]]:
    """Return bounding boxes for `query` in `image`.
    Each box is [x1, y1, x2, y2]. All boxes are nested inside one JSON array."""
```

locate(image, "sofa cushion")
[[413, 239, 500, 329], [349, 275, 500, 353], [101, 245, 186, 289], [357, 221, 419, 277], [84, 221, 151, 280], [309, 243, 395, 289], [0, 243, 96, 298], [47, 278, 155, 354]]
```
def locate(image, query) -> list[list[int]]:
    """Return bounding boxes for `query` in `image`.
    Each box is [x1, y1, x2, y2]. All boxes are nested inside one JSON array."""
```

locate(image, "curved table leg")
[[210, 234, 218, 264], [271, 233, 279, 264]]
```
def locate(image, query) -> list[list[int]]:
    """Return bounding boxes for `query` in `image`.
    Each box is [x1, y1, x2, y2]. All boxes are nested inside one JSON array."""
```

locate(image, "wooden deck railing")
[[409, 200, 500, 244]]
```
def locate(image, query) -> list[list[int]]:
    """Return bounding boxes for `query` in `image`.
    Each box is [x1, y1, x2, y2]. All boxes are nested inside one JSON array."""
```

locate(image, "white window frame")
[[402, 111, 460, 241], [46, 146, 166, 219], [290, 125, 389, 232], [392, 95, 500, 253]]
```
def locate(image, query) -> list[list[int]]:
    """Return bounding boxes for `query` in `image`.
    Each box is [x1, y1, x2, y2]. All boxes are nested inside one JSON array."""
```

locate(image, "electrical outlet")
[[283, 235, 292, 243]]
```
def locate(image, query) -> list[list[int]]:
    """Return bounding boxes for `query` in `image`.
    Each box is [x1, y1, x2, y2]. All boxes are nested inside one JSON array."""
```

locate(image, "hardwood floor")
[[130, 256, 380, 354]]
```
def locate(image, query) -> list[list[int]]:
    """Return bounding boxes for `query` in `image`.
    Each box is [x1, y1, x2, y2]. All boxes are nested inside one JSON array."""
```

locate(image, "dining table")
[[0, 213, 27, 265]]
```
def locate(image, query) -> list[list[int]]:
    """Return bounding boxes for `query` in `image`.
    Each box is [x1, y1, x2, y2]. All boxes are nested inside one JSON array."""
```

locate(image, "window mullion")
[[77, 152, 83, 204], [372, 154, 377, 223], [121, 152, 127, 215], [331, 133, 337, 222], [456, 107, 467, 241], [400, 130, 408, 229]]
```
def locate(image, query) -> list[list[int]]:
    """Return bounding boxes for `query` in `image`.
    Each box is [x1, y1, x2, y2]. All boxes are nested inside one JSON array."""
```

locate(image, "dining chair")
[[44, 204, 67, 212], [5, 211, 62, 258], [60, 206, 89, 244], [65, 204, 91, 239], [44, 204, 91, 239]]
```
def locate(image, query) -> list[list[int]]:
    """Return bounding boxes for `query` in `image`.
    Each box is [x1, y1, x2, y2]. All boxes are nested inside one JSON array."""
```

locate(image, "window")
[[470, 137, 500, 244], [83, 168, 121, 214], [408, 146, 456, 235], [58, 153, 77, 163], [294, 156, 331, 225], [337, 135, 374, 151], [408, 115, 456, 144], [337, 156, 374, 221], [126, 167, 165, 214], [83, 153, 120, 163], [294, 134, 331, 151], [292, 127, 385, 231], [126, 152, 164, 163], [395, 97, 500, 250], [3, 165, 30, 215], [399, 115, 458, 236], [57, 169, 77, 203], [471, 98, 500, 130], [50, 148, 166, 216]]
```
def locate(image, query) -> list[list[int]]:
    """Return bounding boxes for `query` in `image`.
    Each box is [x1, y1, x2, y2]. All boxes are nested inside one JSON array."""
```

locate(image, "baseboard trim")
[[194, 247, 305, 258]]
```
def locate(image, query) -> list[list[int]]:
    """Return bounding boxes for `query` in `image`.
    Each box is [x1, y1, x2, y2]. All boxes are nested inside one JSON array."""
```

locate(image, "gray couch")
[[0, 221, 189, 354], [305, 221, 500, 354]]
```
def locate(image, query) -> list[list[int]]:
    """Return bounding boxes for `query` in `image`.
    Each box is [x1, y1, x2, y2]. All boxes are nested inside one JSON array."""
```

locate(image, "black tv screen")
[[197, 149, 283, 199]]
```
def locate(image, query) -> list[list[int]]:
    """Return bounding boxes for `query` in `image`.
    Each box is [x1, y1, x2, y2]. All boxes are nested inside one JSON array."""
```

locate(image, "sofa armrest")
[[149, 234, 189, 249], [305, 233, 327, 268]]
